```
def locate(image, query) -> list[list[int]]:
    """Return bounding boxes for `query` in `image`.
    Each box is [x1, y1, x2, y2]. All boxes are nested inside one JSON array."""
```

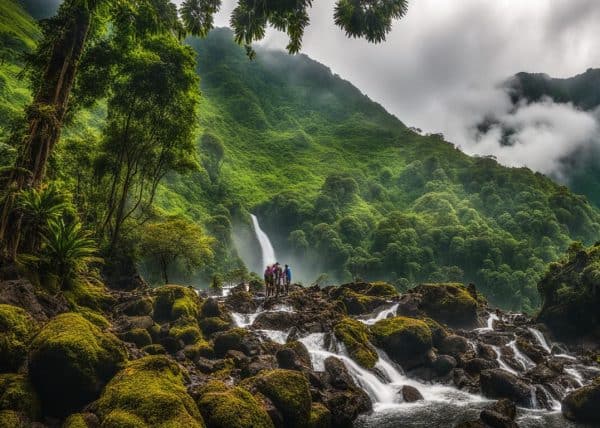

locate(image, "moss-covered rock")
[[245, 369, 311, 428], [333, 317, 378, 368], [77, 308, 111, 329], [120, 328, 152, 348], [0, 304, 39, 372], [62, 413, 99, 428], [308, 403, 331, 428], [213, 328, 250, 357], [410, 283, 478, 327], [170, 321, 203, 345], [370, 316, 432, 369], [197, 380, 274, 428], [63, 281, 114, 312], [562, 377, 600, 423], [329, 282, 397, 315], [94, 356, 204, 427], [199, 317, 231, 337], [153, 286, 201, 322], [0, 374, 40, 420], [122, 297, 153, 317], [142, 344, 167, 355], [28, 313, 127, 417], [0, 410, 28, 428], [183, 340, 213, 360]]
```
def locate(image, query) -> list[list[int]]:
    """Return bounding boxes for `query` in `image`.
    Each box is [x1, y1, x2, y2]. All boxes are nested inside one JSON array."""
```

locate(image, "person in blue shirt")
[[284, 265, 291, 294]]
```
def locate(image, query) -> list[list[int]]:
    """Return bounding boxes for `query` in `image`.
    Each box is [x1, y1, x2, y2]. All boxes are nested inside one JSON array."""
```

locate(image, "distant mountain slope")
[[1, 4, 600, 311], [19, 0, 61, 19]]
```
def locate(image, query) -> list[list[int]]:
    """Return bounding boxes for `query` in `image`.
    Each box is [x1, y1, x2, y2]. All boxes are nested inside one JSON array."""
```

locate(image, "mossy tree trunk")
[[0, 4, 92, 259]]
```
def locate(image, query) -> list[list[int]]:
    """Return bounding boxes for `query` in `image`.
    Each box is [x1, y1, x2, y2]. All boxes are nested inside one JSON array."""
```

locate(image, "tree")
[[1, 0, 411, 258], [200, 133, 225, 184], [140, 217, 215, 284]]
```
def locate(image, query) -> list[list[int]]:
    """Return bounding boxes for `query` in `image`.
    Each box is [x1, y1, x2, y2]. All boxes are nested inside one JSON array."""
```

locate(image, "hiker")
[[264, 265, 273, 297], [284, 264, 291, 294], [274, 263, 283, 297]]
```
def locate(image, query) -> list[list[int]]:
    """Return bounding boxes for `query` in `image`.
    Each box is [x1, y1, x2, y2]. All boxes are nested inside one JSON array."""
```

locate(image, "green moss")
[[308, 403, 331, 428], [28, 313, 127, 417], [153, 286, 202, 322], [0, 410, 27, 428], [63, 281, 114, 312], [333, 289, 385, 315], [123, 297, 153, 316], [169, 322, 202, 345], [199, 317, 230, 336], [121, 328, 152, 348], [0, 374, 40, 420], [142, 344, 167, 355], [183, 340, 213, 360], [248, 369, 311, 428], [370, 316, 432, 368], [95, 356, 204, 427], [0, 304, 38, 372], [333, 317, 378, 368], [364, 282, 398, 297], [213, 328, 249, 357], [197, 380, 274, 428], [63, 413, 93, 428], [414, 283, 478, 327], [77, 307, 111, 329]]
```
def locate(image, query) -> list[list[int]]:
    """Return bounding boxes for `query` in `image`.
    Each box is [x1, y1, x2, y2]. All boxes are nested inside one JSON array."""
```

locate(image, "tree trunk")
[[0, 4, 92, 258]]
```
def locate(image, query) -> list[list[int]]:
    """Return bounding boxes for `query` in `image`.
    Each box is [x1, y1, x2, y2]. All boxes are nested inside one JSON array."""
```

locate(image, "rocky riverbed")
[[0, 278, 598, 427]]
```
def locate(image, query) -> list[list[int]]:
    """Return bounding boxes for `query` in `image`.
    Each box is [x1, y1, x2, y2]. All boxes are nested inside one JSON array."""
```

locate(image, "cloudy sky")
[[208, 0, 600, 179]]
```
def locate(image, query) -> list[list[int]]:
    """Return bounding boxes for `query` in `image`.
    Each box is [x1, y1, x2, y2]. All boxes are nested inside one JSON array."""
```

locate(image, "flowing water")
[[250, 214, 277, 269], [361, 303, 399, 325], [528, 327, 552, 353]]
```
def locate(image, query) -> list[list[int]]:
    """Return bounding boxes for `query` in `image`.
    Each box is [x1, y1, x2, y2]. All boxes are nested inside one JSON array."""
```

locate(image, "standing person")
[[284, 264, 291, 294], [264, 265, 272, 297], [274, 262, 282, 297]]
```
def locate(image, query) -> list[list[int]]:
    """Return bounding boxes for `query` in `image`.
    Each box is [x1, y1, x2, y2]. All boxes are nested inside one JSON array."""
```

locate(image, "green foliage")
[[333, 317, 378, 368], [95, 356, 204, 428], [197, 380, 274, 428], [152, 285, 202, 322], [0, 304, 39, 373], [28, 313, 126, 417], [141, 217, 215, 284]]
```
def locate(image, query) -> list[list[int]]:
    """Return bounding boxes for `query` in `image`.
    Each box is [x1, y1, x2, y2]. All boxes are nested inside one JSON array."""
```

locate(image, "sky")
[[205, 0, 600, 180]]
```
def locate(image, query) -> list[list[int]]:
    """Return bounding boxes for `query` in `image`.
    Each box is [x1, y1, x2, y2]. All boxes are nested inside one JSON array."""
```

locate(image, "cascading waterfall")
[[250, 214, 277, 269], [362, 303, 399, 325], [528, 327, 552, 353]]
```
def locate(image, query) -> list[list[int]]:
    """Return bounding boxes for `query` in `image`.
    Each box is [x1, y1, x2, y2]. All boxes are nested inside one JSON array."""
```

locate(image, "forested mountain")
[[2, 1, 600, 312]]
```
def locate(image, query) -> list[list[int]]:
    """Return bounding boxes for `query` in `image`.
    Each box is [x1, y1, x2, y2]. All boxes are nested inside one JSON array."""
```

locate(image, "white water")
[[231, 311, 260, 328], [258, 329, 290, 344], [492, 344, 519, 375], [251, 214, 277, 269], [528, 327, 552, 353], [508, 339, 536, 371], [476, 312, 499, 332], [361, 303, 399, 325]]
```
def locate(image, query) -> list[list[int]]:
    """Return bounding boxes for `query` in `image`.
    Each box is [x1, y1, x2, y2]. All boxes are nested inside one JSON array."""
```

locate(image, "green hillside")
[[2, 1, 600, 312]]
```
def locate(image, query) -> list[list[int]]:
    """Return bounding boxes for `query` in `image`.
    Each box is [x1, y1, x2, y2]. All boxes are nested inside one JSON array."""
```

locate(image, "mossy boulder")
[[370, 316, 432, 369], [245, 369, 311, 428], [120, 328, 152, 348], [329, 282, 396, 315], [197, 380, 274, 428], [0, 304, 39, 372], [333, 317, 378, 369], [142, 344, 167, 355], [169, 320, 203, 345], [0, 410, 28, 428], [334, 282, 397, 298], [153, 286, 201, 322], [121, 296, 154, 317], [409, 283, 478, 328], [562, 377, 600, 423], [63, 413, 99, 428], [308, 403, 331, 428], [213, 328, 251, 357], [94, 356, 204, 427], [199, 317, 230, 337], [77, 308, 111, 329], [0, 374, 41, 420], [28, 313, 127, 417]]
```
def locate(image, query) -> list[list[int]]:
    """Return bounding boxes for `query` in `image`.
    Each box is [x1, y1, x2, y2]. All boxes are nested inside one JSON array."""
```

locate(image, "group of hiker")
[[264, 263, 291, 297]]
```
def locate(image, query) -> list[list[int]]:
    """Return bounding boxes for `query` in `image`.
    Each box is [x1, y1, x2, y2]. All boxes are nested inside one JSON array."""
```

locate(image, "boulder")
[[200, 298, 222, 318], [308, 402, 332, 428], [243, 355, 278, 377], [438, 335, 470, 358], [333, 317, 378, 369], [93, 356, 204, 427], [225, 290, 257, 314], [0, 374, 41, 421], [515, 337, 545, 364], [407, 283, 479, 328], [283, 341, 312, 369], [253, 311, 299, 330], [118, 295, 153, 316], [63, 413, 100, 428], [480, 369, 533, 407], [0, 279, 69, 322], [213, 328, 261, 357], [370, 316, 432, 369], [480, 399, 518, 428], [199, 317, 231, 337], [244, 369, 312, 428], [0, 304, 39, 372], [197, 380, 273, 428], [28, 313, 126, 417], [562, 377, 600, 424], [119, 328, 152, 348], [464, 358, 499, 375], [0, 410, 30, 428], [152, 285, 202, 322], [325, 357, 356, 391], [400, 385, 424, 402], [432, 355, 457, 376]]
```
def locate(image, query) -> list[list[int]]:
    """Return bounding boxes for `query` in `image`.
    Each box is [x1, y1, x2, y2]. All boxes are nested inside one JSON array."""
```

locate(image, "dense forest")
[[1, 1, 600, 313]]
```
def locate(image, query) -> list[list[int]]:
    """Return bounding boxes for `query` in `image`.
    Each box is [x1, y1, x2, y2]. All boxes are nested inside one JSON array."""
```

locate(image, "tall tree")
[[1, 0, 410, 258]]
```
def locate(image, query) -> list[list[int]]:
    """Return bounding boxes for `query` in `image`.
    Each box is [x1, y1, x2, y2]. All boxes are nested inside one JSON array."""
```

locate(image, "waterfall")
[[250, 214, 277, 269], [527, 327, 552, 353], [362, 303, 399, 325]]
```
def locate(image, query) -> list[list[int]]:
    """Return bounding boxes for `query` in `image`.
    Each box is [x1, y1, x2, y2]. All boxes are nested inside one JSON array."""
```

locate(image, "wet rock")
[[478, 343, 498, 361], [225, 290, 257, 314], [253, 311, 299, 330], [480, 369, 533, 407], [480, 409, 518, 428], [487, 398, 517, 420], [200, 297, 221, 318], [439, 335, 470, 358], [562, 377, 600, 424], [283, 341, 312, 369], [325, 357, 355, 390], [334, 317, 378, 369], [329, 282, 395, 315], [214, 328, 262, 357], [515, 337, 545, 364], [396, 293, 421, 318], [526, 363, 560, 384], [406, 283, 479, 328], [433, 355, 457, 376], [400, 385, 424, 402], [465, 358, 499, 375], [243, 354, 278, 377]]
